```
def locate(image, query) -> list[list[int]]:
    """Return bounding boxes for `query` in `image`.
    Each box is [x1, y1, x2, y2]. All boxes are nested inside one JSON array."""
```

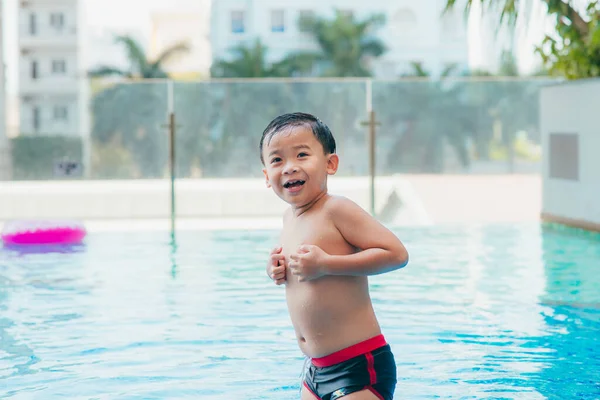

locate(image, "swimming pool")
[[1, 223, 599, 399]]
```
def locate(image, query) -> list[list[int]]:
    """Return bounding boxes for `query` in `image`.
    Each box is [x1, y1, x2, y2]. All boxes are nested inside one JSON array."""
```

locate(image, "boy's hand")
[[267, 247, 286, 285], [289, 245, 328, 282]]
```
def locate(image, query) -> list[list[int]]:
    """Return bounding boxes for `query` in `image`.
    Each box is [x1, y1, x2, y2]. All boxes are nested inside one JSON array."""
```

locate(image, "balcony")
[[20, 28, 78, 49], [19, 77, 80, 96]]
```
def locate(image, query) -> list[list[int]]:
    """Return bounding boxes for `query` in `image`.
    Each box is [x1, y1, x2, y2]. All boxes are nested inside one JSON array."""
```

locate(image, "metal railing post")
[[361, 79, 380, 216], [168, 111, 176, 233]]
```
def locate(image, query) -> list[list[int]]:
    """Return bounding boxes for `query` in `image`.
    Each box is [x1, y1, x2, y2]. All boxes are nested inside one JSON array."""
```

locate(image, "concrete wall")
[[0, 175, 541, 231], [0, 177, 398, 220], [540, 79, 600, 230]]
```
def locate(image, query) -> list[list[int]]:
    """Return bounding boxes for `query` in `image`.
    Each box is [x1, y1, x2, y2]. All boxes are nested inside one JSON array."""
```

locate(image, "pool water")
[[1, 223, 599, 399]]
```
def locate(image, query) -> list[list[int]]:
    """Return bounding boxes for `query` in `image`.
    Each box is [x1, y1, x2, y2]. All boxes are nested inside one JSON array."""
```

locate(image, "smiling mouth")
[[283, 180, 305, 189]]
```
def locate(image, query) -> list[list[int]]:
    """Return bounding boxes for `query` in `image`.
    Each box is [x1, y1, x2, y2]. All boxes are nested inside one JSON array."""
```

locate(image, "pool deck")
[[0, 174, 541, 232]]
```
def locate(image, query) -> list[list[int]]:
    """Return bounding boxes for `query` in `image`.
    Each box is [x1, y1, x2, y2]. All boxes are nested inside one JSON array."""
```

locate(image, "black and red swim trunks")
[[303, 334, 397, 400]]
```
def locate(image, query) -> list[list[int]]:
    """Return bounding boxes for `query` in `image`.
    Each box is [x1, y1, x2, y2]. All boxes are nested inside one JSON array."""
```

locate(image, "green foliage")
[[90, 140, 137, 179], [88, 35, 189, 79], [90, 82, 168, 178], [88, 15, 388, 178], [406, 80, 542, 171], [497, 50, 520, 76], [444, 0, 520, 27], [374, 60, 548, 173], [294, 10, 387, 77], [88, 77, 551, 177], [210, 39, 314, 78], [385, 64, 470, 172], [10, 135, 83, 180], [445, 0, 599, 79], [87, 34, 190, 179], [88, 81, 370, 178], [171, 81, 368, 177], [211, 10, 387, 79], [377, 87, 463, 171], [536, 1, 600, 79], [86, 11, 551, 178]]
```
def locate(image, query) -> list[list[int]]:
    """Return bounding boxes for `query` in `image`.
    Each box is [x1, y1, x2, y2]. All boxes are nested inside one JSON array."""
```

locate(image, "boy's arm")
[[323, 196, 408, 276]]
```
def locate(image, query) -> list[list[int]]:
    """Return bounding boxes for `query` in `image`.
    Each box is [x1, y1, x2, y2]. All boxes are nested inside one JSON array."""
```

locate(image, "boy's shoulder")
[[281, 195, 365, 222], [324, 194, 361, 210], [322, 195, 367, 220]]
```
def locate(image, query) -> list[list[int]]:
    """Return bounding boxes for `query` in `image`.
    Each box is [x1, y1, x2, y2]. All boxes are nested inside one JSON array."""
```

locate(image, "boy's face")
[[262, 125, 338, 206]]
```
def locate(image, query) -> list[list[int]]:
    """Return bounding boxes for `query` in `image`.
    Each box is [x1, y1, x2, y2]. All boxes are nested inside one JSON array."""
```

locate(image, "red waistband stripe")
[[311, 334, 387, 368]]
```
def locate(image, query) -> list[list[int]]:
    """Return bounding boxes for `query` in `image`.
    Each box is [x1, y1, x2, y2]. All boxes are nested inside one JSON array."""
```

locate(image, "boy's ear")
[[263, 168, 272, 188], [326, 154, 339, 175]]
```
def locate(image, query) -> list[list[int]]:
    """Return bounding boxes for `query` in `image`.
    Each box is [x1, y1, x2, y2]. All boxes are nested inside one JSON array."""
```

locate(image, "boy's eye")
[[298, 152, 308, 158], [270, 157, 282, 164]]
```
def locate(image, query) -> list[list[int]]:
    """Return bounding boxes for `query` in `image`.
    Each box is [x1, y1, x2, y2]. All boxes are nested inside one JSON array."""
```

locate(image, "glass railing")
[[0, 77, 555, 182], [373, 78, 550, 175], [87, 80, 170, 180], [172, 79, 368, 178], [0, 77, 558, 223]]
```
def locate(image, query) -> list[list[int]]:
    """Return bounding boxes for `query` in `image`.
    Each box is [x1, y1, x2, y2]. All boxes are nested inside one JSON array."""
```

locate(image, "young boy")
[[260, 112, 409, 400]]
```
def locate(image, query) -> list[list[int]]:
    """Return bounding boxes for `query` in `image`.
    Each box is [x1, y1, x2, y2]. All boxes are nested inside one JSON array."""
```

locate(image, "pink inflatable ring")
[[1, 220, 87, 245]]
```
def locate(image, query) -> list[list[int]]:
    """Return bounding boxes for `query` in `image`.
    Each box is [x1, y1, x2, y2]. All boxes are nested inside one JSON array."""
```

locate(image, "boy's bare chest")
[[280, 216, 341, 255]]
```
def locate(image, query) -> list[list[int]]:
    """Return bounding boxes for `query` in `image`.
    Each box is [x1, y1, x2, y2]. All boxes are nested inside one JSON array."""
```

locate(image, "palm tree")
[[444, 0, 599, 79], [497, 50, 520, 76], [210, 38, 314, 78], [89, 35, 189, 178], [88, 35, 189, 79], [444, 0, 588, 33], [293, 10, 387, 77], [376, 58, 546, 173], [377, 63, 472, 173], [401, 61, 460, 78], [211, 11, 387, 79], [397, 53, 547, 172]]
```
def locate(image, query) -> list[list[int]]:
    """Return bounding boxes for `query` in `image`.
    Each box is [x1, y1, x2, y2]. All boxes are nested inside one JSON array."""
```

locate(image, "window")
[[231, 10, 245, 33], [31, 60, 38, 79], [50, 13, 65, 30], [32, 107, 40, 132], [271, 10, 285, 33], [298, 10, 314, 32], [29, 13, 37, 35], [52, 60, 66, 74], [550, 133, 579, 180], [53, 105, 68, 120]]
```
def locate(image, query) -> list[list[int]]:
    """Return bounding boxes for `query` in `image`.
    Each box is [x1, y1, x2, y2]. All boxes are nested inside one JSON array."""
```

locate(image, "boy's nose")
[[283, 163, 298, 174]]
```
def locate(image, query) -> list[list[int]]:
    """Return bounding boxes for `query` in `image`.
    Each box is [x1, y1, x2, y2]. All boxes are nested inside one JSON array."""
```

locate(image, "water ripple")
[[0, 223, 599, 399]]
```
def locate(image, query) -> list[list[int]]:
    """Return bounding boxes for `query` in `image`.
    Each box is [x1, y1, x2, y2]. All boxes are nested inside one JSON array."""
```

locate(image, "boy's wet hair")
[[260, 112, 336, 164]]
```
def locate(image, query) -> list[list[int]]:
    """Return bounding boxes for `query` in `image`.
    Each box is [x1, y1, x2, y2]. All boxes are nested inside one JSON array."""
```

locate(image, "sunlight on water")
[[1, 223, 599, 399]]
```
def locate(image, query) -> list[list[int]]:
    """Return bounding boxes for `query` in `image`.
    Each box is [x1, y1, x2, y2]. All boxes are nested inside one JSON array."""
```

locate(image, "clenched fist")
[[267, 246, 287, 285]]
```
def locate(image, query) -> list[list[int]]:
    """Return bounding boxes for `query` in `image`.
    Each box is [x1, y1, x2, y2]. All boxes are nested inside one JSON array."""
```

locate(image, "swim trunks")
[[302, 334, 397, 400]]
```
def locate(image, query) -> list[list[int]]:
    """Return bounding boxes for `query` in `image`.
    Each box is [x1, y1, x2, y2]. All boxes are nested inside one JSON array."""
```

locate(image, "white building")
[[210, 0, 470, 78], [18, 0, 86, 136], [0, 0, 6, 140], [0, 0, 9, 179]]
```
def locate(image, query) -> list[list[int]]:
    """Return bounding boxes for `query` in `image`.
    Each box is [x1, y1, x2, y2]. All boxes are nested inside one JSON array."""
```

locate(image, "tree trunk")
[[546, 0, 589, 37]]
